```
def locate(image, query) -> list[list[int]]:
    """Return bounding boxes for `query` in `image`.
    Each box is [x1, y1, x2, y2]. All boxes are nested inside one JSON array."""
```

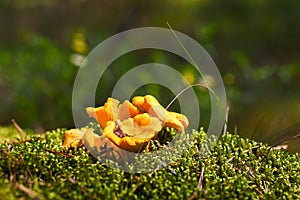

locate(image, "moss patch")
[[0, 128, 299, 199]]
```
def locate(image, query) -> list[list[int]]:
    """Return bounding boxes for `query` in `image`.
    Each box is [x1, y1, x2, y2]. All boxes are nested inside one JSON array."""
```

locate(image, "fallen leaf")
[[62, 128, 85, 148]]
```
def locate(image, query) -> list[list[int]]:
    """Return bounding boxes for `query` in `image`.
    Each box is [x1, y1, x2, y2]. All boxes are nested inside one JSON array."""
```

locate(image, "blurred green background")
[[0, 0, 299, 148]]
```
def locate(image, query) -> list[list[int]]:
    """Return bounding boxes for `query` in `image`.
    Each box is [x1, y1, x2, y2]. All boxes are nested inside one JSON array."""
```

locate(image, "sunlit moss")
[[0, 127, 299, 199]]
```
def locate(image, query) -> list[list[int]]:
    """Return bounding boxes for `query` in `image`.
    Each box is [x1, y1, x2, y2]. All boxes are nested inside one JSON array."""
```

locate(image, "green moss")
[[0, 127, 299, 199]]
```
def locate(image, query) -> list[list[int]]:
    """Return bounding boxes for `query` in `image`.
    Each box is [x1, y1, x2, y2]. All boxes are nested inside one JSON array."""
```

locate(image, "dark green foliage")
[[1, 1, 300, 138], [0, 36, 76, 129], [0, 128, 299, 199]]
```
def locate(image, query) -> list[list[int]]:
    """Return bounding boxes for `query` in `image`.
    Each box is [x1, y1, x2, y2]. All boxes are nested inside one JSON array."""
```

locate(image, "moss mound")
[[0, 127, 299, 199]]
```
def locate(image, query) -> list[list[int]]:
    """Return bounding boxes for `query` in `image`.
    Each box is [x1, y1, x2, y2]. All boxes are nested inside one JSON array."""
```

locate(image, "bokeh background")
[[0, 0, 299, 150]]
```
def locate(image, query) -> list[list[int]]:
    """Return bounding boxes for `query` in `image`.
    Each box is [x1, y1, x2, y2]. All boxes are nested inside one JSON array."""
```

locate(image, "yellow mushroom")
[[167, 111, 189, 129], [132, 95, 189, 132], [117, 100, 141, 120], [121, 113, 162, 139], [65, 95, 189, 153], [86, 97, 119, 129], [82, 128, 126, 160], [86, 98, 141, 129], [103, 121, 148, 152]]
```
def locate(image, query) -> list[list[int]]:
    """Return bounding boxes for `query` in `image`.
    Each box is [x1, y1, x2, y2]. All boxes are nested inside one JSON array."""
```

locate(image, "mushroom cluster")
[[62, 95, 189, 153]]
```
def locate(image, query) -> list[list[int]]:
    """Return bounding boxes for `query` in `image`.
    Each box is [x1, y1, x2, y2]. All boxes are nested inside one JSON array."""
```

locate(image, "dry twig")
[[11, 119, 27, 139]]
